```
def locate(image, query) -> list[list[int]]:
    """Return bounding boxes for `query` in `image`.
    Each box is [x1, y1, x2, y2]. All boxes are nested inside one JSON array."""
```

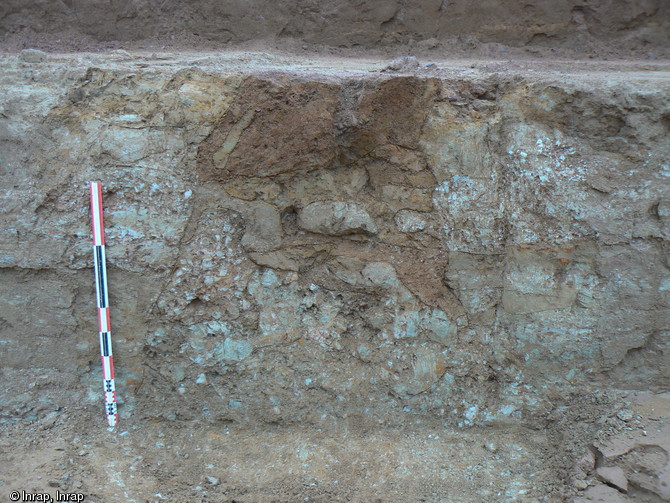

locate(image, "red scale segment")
[[98, 307, 111, 332]]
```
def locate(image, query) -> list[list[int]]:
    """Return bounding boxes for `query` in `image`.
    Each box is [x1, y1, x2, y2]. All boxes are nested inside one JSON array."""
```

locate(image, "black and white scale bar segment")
[[99, 332, 112, 357], [93, 245, 108, 309]]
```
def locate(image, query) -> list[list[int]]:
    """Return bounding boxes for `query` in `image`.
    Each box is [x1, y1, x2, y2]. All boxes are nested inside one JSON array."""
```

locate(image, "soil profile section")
[[0, 53, 668, 502]]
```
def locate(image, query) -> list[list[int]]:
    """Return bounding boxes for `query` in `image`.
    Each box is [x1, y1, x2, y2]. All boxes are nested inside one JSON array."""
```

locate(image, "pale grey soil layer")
[[0, 6, 669, 502]]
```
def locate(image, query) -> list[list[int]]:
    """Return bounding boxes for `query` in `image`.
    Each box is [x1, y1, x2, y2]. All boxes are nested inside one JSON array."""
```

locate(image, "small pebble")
[[577, 450, 595, 472], [383, 56, 420, 72], [111, 49, 132, 59], [616, 409, 633, 421], [573, 479, 589, 490]]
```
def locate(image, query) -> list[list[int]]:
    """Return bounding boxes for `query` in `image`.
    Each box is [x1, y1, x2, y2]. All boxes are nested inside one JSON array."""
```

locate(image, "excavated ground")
[[0, 50, 669, 503]]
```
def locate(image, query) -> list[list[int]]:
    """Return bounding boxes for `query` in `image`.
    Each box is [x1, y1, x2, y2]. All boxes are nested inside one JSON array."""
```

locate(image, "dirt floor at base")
[[0, 391, 667, 502]]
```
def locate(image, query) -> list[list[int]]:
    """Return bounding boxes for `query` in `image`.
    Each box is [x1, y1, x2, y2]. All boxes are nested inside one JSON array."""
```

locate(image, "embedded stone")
[[395, 210, 428, 233], [362, 262, 399, 289], [422, 309, 458, 346], [220, 338, 253, 362], [19, 49, 47, 63], [297, 201, 377, 236], [241, 202, 282, 252], [658, 200, 670, 219]]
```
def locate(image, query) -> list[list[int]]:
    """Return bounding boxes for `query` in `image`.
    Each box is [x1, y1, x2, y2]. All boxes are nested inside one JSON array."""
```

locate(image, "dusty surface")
[[0, 390, 667, 502], [0, 46, 669, 503], [0, 394, 670, 503]]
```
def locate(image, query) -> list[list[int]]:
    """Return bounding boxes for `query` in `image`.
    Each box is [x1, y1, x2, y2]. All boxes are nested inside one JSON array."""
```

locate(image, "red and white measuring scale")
[[89, 181, 118, 427]]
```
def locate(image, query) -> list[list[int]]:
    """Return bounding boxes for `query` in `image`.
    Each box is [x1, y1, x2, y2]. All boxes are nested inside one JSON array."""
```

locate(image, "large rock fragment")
[[445, 252, 503, 324], [502, 258, 578, 314], [501, 247, 597, 314], [421, 309, 458, 345], [574, 484, 629, 503], [297, 201, 377, 236], [361, 262, 399, 289], [241, 202, 282, 252], [393, 346, 448, 398], [595, 466, 628, 494]]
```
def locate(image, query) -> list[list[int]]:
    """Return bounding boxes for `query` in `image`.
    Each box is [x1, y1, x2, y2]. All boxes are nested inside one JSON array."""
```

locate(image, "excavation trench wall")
[[1, 55, 669, 434], [1, 0, 670, 58]]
